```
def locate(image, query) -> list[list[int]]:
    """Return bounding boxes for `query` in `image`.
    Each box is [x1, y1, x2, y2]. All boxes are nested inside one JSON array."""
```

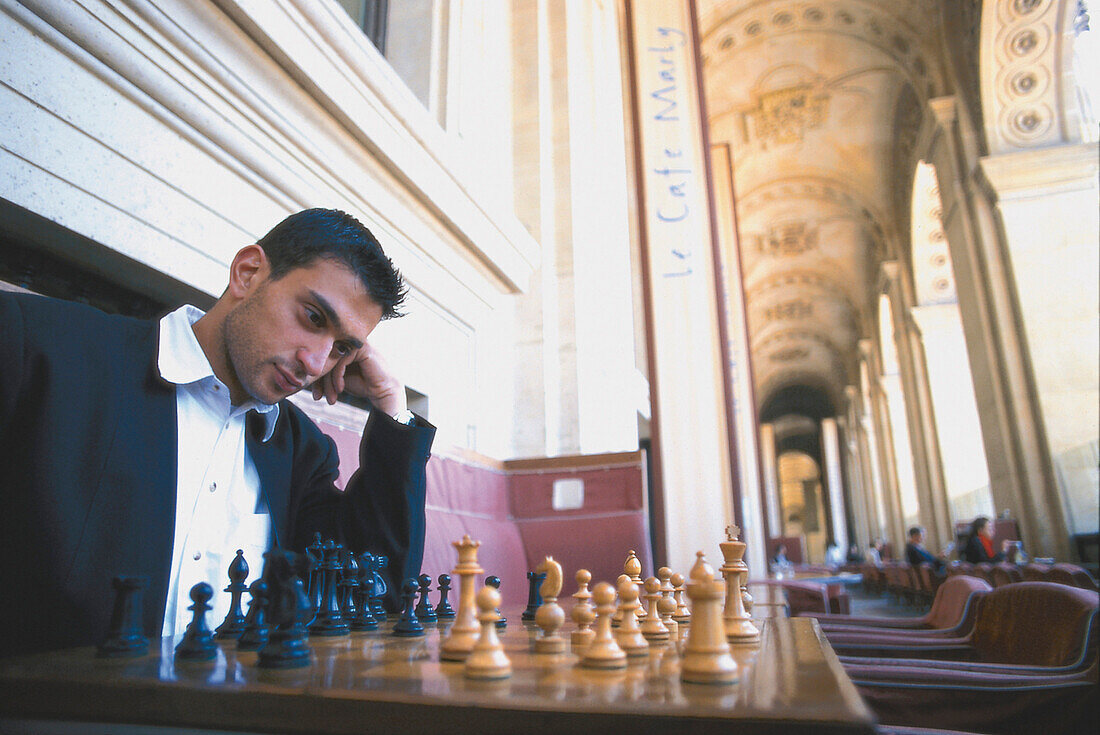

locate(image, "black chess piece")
[[175, 582, 217, 661], [351, 552, 379, 631], [371, 554, 389, 620], [522, 571, 545, 621], [434, 573, 456, 619], [257, 550, 312, 669], [215, 549, 249, 639], [485, 575, 507, 628], [309, 540, 349, 636], [414, 573, 437, 621], [305, 532, 324, 612], [391, 578, 425, 637], [237, 579, 271, 651], [97, 576, 149, 658], [339, 549, 360, 620]]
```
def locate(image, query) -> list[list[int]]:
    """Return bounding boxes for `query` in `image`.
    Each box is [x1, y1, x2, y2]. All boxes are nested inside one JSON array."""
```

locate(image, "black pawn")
[[237, 579, 271, 651], [371, 555, 389, 620], [305, 532, 324, 612], [309, 540, 349, 636], [258, 550, 312, 669], [391, 578, 425, 637], [351, 552, 379, 631], [98, 576, 149, 658], [339, 550, 360, 620], [414, 574, 437, 621], [175, 582, 217, 661], [434, 574, 456, 619], [485, 575, 507, 628], [522, 571, 545, 621], [215, 549, 249, 639]]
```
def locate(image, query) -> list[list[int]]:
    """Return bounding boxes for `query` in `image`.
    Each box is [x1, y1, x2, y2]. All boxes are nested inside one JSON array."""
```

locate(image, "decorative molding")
[[701, 0, 939, 102], [981, 0, 1081, 153], [749, 219, 820, 256], [744, 82, 830, 147]]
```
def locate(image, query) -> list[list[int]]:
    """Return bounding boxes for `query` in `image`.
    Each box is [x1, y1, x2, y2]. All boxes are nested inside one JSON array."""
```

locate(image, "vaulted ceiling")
[[698, 0, 952, 416]]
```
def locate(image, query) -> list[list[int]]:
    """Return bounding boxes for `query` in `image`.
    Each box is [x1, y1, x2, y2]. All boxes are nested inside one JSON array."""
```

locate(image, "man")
[[0, 209, 435, 655], [904, 526, 944, 572]]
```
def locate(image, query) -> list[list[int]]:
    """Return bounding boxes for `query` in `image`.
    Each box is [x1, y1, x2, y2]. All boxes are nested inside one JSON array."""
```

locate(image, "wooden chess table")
[[0, 616, 874, 734]]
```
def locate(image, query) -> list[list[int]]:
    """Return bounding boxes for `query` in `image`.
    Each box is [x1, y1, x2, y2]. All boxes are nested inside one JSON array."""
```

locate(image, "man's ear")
[[226, 245, 269, 300]]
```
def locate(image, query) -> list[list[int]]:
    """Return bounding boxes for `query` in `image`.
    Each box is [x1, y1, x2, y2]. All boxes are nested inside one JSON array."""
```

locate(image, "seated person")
[[866, 539, 883, 566], [904, 526, 945, 572], [771, 543, 791, 571], [846, 544, 865, 564], [0, 208, 436, 655], [825, 541, 844, 567], [960, 516, 1010, 564]]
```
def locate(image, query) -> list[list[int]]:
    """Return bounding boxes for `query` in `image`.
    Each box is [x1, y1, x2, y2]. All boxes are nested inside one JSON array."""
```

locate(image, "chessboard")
[[0, 616, 872, 735], [0, 529, 874, 734]]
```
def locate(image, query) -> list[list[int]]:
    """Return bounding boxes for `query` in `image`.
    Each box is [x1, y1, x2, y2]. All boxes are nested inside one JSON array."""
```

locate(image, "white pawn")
[[671, 571, 691, 623], [571, 569, 596, 650], [614, 577, 649, 657], [534, 556, 566, 654], [611, 573, 631, 627], [640, 577, 669, 642], [580, 582, 627, 669], [657, 566, 679, 640], [680, 551, 738, 685], [465, 586, 511, 680]]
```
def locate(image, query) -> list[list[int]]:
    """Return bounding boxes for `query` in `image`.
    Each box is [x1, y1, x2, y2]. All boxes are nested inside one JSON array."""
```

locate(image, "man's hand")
[[312, 342, 407, 417]]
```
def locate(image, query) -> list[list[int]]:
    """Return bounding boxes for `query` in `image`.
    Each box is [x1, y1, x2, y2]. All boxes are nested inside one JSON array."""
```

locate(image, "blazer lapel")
[[248, 411, 292, 550]]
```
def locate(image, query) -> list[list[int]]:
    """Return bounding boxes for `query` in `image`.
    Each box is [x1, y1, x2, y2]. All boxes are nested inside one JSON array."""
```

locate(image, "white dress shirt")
[[157, 305, 279, 639]]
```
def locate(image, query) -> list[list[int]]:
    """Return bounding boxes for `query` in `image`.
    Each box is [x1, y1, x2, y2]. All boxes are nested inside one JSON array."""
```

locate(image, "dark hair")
[[970, 516, 990, 536], [257, 208, 406, 319], [908, 526, 923, 537]]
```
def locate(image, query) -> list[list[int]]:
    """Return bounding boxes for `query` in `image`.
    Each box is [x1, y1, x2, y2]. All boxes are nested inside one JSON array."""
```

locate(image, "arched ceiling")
[[699, 0, 949, 414]]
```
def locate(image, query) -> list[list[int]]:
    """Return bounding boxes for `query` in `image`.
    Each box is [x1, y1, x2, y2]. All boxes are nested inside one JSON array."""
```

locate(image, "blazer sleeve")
[[340, 411, 435, 611]]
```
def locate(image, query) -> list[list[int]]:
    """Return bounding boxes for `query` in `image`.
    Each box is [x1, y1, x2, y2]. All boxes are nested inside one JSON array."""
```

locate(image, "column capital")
[[979, 143, 1100, 202], [878, 260, 900, 292], [927, 96, 958, 127]]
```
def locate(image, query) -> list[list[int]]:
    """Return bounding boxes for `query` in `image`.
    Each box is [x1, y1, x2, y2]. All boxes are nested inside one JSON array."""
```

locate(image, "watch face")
[[393, 409, 415, 425]]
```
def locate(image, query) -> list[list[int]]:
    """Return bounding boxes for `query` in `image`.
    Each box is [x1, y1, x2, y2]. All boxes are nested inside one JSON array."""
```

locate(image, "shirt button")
[[192, 552, 202, 561], [209, 482, 217, 493]]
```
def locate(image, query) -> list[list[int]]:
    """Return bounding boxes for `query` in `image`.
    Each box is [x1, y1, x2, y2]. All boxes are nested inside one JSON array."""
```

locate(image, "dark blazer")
[[0, 293, 435, 655], [961, 533, 1005, 564]]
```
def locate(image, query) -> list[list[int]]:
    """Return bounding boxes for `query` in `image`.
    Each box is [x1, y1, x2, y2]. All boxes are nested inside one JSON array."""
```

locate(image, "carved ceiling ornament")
[[745, 83, 831, 148], [981, 0, 1081, 152], [763, 298, 815, 322], [700, 1, 938, 98], [747, 270, 861, 322], [737, 175, 889, 251], [750, 219, 820, 256]]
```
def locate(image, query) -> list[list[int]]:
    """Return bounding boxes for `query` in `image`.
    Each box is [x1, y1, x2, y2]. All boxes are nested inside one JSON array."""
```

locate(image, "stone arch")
[[980, 0, 1089, 153]]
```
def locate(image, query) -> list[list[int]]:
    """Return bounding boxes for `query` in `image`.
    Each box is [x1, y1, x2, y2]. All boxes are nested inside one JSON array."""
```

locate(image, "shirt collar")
[[157, 305, 280, 442]]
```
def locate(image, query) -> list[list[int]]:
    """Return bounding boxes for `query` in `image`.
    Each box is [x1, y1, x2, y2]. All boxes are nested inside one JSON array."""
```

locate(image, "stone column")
[[837, 412, 869, 550], [846, 384, 881, 545], [979, 145, 1096, 551], [759, 423, 782, 538], [861, 340, 907, 553], [926, 96, 1076, 559], [881, 262, 953, 551], [820, 418, 848, 552]]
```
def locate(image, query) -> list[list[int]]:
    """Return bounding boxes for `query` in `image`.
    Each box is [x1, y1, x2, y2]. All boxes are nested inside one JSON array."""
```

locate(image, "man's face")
[[222, 258, 382, 405], [911, 530, 924, 545]]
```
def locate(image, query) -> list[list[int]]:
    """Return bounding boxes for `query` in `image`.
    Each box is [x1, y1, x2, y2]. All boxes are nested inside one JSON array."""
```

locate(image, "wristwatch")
[[391, 409, 415, 425]]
